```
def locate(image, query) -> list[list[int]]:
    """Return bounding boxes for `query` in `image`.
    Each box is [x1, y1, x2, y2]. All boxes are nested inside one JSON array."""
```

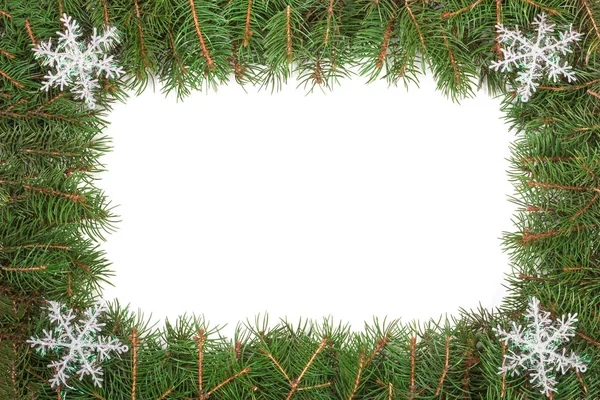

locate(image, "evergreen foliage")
[[2, 0, 600, 398]]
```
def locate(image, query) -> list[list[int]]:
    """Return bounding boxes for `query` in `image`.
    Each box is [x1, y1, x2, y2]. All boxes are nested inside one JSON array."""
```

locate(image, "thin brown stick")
[[563, 266, 586, 271], [365, 335, 389, 367], [286, 6, 293, 62], [440, 25, 460, 85], [575, 124, 600, 132], [65, 166, 93, 177], [23, 148, 78, 157], [131, 327, 139, 400], [72, 259, 91, 272], [462, 339, 474, 394], [0, 10, 11, 18], [388, 382, 393, 400], [521, 156, 575, 163], [23, 184, 86, 203], [168, 30, 188, 77], [577, 330, 600, 347], [527, 180, 589, 192], [189, 0, 215, 70], [156, 388, 173, 400], [348, 349, 365, 400], [409, 336, 416, 399], [324, 0, 335, 45], [572, 193, 599, 220], [206, 367, 251, 397], [521, 225, 595, 244], [493, 0, 503, 58], [0, 244, 71, 251], [0, 47, 15, 59], [539, 77, 600, 91], [587, 89, 600, 100], [0, 69, 24, 89], [2, 265, 47, 271], [297, 382, 332, 391], [521, 0, 560, 15], [285, 337, 328, 400], [441, 0, 484, 19], [376, 18, 395, 69], [195, 328, 206, 398], [102, 0, 110, 26], [405, 1, 425, 50], [25, 20, 36, 45], [576, 369, 588, 394], [261, 348, 291, 382], [36, 93, 65, 111], [526, 205, 555, 213], [91, 393, 106, 400], [133, 0, 149, 68], [435, 336, 451, 395], [582, 0, 600, 43], [243, 0, 253, 47]]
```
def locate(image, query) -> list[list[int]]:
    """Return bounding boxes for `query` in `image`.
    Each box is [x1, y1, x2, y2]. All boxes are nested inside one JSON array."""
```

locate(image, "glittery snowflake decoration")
[[27, 301, 128, 389], [490, 13, 583, 102], [32, 13, 124, 109], [494, 297, 587, 396]]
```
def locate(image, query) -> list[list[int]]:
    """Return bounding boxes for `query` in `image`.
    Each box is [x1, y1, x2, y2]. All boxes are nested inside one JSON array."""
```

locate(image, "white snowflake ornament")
[[32, 13, 124, 109], [27, 301, 128, 389], [490, 13, 583, 102], [494, 297, 588, 396]]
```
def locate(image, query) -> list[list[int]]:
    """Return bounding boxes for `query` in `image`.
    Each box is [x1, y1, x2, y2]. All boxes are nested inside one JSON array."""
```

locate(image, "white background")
[[97, 70, 517, 337]]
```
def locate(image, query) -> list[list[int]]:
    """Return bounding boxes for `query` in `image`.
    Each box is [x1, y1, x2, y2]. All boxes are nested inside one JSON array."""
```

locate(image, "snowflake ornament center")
[[490, 13, 583, 102], [27, 301, 129, 389], [32, 13, 124, 109]]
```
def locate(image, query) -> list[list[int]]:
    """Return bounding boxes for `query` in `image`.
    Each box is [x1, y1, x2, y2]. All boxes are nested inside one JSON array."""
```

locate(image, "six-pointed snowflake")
[[27, 301, 128, 389], [490, 13, 583, 102], [32, 13, 124, 109], [494, 297, 587, 396]]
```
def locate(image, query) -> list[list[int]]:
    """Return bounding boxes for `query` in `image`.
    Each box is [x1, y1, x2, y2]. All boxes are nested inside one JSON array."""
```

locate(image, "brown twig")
[[189, 0, 215, 70], [156, 388, 173, 400], [0, 244, 71, 252], [572, 193, 599, 220], [131, 327, 139, 400], [1, 265, 48, 271], [440, 25, 460, 85], [243, 0, 253, 47], [133, 0, 149, 68], [587, 89, 600, 100], [102, 0, 110, 26], [0, 69, 24, 89], [22, 184, 86, 203], [195, 328, 206, 398], [409, 336, 416, 399], [0, 47, 15, 59], [539, 77, 600, 91], [0, 10, 11, 18], [521, 156, 575, 163], [521, 225, 595, 244], [492, 0, 503, 59], [500, 343, 506, 398], [521, 0, 560, 15], [25, 20, 36, 45], [576, 330, 600, 347], [260, 348, 291, 382], [36, 93, 66, 111], [377, 18, 395, 68], [285, 338, 328, 400], [405, 1, 426, 50], [527, 180, 589, 192], [324, 0, 335, 45], [206, 367, 251, 398], [435, 336, 451, 395], [441, 0, 484, 19], [286, 6, 293, 62]]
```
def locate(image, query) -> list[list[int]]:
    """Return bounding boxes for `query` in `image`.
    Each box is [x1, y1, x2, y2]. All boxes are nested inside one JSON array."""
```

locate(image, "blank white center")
[[99, 72, 515, 336]]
